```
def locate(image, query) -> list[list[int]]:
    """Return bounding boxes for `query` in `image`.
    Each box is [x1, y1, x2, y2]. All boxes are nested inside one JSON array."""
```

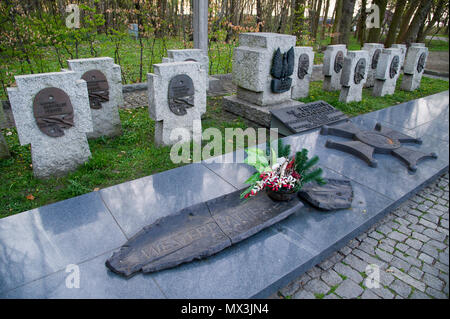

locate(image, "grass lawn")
[[1, 75, 448, 218]]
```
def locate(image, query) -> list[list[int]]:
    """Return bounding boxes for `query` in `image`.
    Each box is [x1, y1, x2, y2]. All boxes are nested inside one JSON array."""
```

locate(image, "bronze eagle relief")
[[271, 47, 295, 94]]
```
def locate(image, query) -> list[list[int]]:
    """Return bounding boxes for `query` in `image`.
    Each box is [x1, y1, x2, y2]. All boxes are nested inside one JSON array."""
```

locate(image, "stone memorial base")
[[222, 95, 304, 127]]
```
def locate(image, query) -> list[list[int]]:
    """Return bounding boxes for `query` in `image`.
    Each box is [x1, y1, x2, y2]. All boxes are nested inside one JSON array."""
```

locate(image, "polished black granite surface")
[[0, 91, 448, 298]]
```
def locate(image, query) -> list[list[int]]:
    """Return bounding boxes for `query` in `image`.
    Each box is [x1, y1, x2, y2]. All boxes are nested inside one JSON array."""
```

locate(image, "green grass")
[[0, 97, 249, 218], [298, 75, 449, 117], [427, 39, 449, 52]]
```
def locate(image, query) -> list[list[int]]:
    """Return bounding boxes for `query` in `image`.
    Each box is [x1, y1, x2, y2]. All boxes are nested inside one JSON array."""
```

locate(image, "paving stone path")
[[275, 173, 449, 299]]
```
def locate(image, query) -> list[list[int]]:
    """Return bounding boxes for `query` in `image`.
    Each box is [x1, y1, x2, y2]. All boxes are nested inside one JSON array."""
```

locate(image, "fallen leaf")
[[26, 194, 35, 200], [93, 187, 100, 191]]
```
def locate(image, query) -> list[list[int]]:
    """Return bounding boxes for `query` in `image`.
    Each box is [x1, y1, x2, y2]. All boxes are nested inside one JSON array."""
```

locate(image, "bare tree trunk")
[[403, 0, 433, 46], [331, 0, 343, 44], [367, 0, 387, 43], [338, 0, 356, 45], [384, 0, 407, 47], [312, 0, 323, 39], [418, 0, 447, 43], [356, 0, 367, 46], [321, 0, 331, 40], [396, 0, 420, 43], [256, 0, 263, 31]]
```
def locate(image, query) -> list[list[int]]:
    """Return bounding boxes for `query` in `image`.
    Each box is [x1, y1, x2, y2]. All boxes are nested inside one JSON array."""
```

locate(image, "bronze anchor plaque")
[[297, 53, 310, 80], [81, 70, 109, 109], [371, 49, 381, 70], [390, 55, 400, 79], [168, 74, 195, 116], [354, 58, 366, 84], [334, 51, 344, 73], [33, 87, 74, 138], [417, 52, 426, 73]]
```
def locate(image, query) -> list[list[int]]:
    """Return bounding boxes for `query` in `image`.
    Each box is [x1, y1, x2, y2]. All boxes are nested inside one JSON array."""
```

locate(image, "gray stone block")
[[222, 94, 304, 128], [233, 32, 297, 106], [323, 45, 347, 91], [339, 50, 369, 103], [334, 279, 363, 299], [67, 57, 123, 138], [7, 71, 93, 178], [373, 48, 402, 97], [148, 61, 206, 146], [362, 43, 384, 88], [401, 46, 428, 91], [291, 47, 314, 99]]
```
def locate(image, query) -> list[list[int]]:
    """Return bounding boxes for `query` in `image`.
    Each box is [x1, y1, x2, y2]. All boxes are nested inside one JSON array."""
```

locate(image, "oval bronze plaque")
[[389, 55, 400, 79], [81, 70, 109, 110], [354, 58, 366, 84], [334, 51, 344, 73], [371, 49, 381, 70], [297, 53, 310, 80], [168, 74, 195, 116], [33, 87, 74, 137], [417, 52, 426, 73]]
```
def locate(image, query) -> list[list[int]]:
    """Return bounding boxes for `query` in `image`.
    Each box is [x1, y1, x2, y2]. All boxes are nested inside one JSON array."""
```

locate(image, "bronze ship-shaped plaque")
[[105, 189, 303, 277]]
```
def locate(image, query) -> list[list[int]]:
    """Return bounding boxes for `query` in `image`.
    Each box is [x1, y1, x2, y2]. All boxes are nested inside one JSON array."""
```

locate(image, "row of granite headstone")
[[323, 42, 428, 103], [1, 51, 208, 178]]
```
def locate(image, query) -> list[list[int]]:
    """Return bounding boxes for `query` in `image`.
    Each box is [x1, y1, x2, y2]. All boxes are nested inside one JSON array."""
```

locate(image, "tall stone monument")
[[339, 50, 369, 103], [163, 49, 209, 90], [400, 44, 428, 91], [223, 32, 303, 127], [148, 61, 206, 146], [67, 57, 123, 138], [391, 44, 407, 69], [372, 48, 402, 97], [362, 43, 384, 88], [291, 46, 314, 99], [0, 105, 10, 159], [7, 71, 93, 178], [323, 45, 347, 91]]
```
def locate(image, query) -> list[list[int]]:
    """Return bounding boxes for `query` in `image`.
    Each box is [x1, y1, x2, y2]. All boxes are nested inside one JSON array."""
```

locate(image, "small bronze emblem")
[[33, 87, 74, 137], [185, 58, 198, 62], [168, 74, 195, 116], [334, 51, 344, 73], [81, 70, 109, 109], [271, 47, 295, 93], [417, 52, 426, 73], [354, 58, 366, 84], [389, 55, 400, 79], [371, 49, 381, 70], [297, 53, 310, 80]]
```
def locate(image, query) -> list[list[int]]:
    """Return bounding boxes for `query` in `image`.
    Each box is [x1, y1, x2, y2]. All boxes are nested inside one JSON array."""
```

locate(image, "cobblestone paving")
[[277, 172, 449, 299]]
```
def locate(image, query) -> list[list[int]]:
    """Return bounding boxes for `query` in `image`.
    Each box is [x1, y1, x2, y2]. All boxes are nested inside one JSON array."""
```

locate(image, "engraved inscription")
[[33, 87, 74, 137], [81, 70, 109, 109], [168, 74, 195, 116]]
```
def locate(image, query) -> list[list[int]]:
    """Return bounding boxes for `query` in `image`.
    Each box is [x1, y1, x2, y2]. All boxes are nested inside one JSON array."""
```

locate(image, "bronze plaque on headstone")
[[417, 52, 426, 73], [334, 51, 344, 73], [33, 87, 74, 137], [81, 70, 109, 109], [271, 47, 295, 93], [390, 55, 400, 79], [168, 74, 195, 116], [371, 49, 381, 70], [354, 58, 366, 84], [297, 53, 310, 80]]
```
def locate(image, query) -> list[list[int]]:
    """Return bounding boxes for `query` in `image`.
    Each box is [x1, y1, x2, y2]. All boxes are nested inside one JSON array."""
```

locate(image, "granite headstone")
[[400, 45, 428, 91], [291, 47, 314, 99], [372, 48, 402, 97], [7, 71, 93, 178], [362, 43, 384, 88], [67, 57, 123, 138], [339, 50, 369, 103], [148, 61, 206, 146], [323, 45, 347, 91]]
